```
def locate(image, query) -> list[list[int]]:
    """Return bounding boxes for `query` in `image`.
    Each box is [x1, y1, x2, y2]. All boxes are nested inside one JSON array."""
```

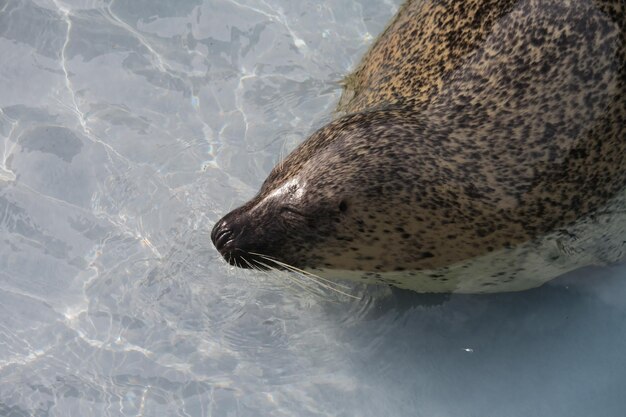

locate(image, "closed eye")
[[280, 206, 307, 218]]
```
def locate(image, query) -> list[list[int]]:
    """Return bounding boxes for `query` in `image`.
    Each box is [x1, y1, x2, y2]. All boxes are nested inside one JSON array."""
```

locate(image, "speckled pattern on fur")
[[212, 0, 626, 293]]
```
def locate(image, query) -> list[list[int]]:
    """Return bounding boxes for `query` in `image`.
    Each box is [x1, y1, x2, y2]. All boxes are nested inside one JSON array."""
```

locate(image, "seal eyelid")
[[339, 200, 348, 212], [280, 206, 306, 218]]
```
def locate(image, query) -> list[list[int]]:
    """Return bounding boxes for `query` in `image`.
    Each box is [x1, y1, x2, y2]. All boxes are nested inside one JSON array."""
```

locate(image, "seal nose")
[[211, 218, 251, 268], [211, 216, 274, 270], [212, 213, 285, 271], [211, 218, 235, 253]]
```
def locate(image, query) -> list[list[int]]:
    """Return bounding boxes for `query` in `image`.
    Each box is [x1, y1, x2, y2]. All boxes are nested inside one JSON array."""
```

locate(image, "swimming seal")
[[211, 0, 626, 293]]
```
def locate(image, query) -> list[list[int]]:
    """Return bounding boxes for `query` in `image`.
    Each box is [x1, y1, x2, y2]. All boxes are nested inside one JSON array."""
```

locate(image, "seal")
[[211, 0, 626, 293]]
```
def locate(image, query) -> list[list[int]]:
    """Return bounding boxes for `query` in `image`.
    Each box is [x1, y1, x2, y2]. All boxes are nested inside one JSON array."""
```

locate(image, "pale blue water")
[[0, 0, 625, 416]]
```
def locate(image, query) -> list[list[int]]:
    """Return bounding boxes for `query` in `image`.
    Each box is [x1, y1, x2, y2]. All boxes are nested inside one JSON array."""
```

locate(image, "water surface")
[[1, 0, 625, 416]]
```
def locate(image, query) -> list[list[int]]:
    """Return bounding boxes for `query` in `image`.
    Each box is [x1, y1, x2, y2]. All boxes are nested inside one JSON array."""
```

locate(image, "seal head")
[[212, 110, 407, 272]]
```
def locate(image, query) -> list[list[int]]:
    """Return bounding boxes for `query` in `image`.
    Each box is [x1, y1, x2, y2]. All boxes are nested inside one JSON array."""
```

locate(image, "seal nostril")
[[211, 218, 237, 253], [214, 229, 234, 252], [210, 219, 224, 243], [213, 229, 227, 242]]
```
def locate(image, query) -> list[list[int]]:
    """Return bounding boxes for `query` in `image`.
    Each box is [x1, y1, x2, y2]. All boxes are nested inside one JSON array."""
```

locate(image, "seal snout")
[[211, 215, 272, 270], [211, 219, 234, 253], [211, 217, 239, 256]]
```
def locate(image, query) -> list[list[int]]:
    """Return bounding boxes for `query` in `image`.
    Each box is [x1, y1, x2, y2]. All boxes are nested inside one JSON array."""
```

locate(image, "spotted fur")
[[212, 0, 626, 293]]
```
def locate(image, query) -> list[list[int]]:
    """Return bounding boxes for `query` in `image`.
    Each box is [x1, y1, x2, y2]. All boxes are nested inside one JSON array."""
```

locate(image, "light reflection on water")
[[0, 0, 625, 416]]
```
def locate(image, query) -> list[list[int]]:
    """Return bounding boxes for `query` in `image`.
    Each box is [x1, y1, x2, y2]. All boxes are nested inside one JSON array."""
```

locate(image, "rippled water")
[[1, 0, 625, 416]]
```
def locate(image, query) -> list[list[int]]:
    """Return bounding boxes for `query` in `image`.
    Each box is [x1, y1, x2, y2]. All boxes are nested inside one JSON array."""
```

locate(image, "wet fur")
[[213, 0, 626, 293]]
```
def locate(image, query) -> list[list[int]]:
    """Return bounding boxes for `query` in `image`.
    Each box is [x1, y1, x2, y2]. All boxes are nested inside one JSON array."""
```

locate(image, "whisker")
[[249, 252, 353, 290], [249, 252, 358, 299], [284, 264, 352, 290], [252, 257, 330, 294], [249, 252, 351, 289], [241, 256, 255, 270], [241, 257, 274, 285], [256, 260, 323, 296], [242, 257, 268, 274]]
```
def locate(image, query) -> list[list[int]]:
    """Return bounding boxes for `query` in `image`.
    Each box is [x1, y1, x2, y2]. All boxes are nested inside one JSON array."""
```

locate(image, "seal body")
[[212, 0, 626, 293]]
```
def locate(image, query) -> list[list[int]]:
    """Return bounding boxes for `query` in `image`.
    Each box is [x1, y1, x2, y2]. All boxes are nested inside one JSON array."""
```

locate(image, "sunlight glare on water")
[[0, 0, 625, 416]]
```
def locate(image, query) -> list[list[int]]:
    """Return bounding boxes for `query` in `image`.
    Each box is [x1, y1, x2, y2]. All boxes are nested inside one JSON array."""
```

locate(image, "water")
[[0, 0, 625, 415]]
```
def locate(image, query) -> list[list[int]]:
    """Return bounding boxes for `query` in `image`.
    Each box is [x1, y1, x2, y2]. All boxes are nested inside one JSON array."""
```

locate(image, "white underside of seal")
[[311, 190, 626, 293]]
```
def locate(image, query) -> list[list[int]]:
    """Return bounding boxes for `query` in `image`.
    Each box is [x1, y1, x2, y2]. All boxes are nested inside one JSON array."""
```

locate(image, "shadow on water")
[[317, 265, 626, 416]]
